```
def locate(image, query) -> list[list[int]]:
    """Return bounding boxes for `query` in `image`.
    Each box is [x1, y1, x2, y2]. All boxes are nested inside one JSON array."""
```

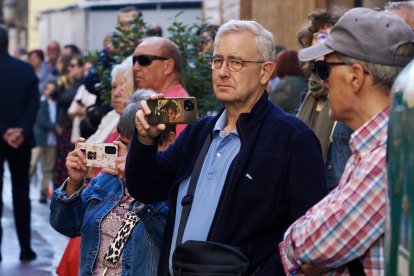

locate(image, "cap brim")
[[298, 43, 334, 62]]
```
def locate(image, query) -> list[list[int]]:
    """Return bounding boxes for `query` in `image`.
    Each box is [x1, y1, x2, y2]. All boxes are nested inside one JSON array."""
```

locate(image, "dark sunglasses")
[[310, 60, 352, 81], [133, 55, 168, 66]]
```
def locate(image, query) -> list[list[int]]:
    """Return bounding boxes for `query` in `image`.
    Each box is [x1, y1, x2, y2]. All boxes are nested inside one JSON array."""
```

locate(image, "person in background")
[[0, 24, 39, 262], [39, 40, 61, 91], [127, 19, 327, 274], [55, 55, 72, 92], [196, 24, 219, 55], [83, 35, 115, 105], [86, 56, 134, 144], [267, 44, 286, 93], [13, 45, 28, 61], [68, 61, 97, 143], [117, 6, 141, 31], [280, 8, 414, 275], [133, 36, 189, 135], [50, 88, 173, 276], [146, 24, 163, 37], [53, 56, 84, 188], [62, 44, 82, 57], [386, 1, 414, 31], [28, 49, 47, 95], [296, 8, 351, 191], [268, 49, 307, 114], [30, 80, 61, 204]]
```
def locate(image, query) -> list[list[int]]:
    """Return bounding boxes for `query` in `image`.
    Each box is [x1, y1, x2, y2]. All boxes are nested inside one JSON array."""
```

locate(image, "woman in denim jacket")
[[50, 89, 176, 275]]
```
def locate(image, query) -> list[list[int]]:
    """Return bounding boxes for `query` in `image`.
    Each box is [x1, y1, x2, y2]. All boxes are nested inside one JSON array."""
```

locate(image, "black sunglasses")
[[311, 60, 353, 81], [133, 55, 168, 66]]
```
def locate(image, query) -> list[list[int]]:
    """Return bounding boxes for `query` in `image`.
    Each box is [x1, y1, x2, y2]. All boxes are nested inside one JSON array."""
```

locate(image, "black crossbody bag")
[[171, 135, 250, 275]]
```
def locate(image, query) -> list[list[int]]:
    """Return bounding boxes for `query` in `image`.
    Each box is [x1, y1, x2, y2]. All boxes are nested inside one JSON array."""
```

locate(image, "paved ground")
[[0, 162, 69, 275]]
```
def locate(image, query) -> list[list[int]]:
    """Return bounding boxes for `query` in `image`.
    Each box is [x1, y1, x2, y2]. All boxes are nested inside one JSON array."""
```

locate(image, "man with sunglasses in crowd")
[[279, 7, 414, 275], [132, 36, 189, 135], [126, 20, 327, 274]]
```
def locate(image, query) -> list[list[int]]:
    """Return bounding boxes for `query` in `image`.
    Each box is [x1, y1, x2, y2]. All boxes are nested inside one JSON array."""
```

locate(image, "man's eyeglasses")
[[69, 63, 78, 68], [310, 60, 353, 81], [208, 56, 265, 72], [313, 32, 329, 44], [133, 55, 169, 66]]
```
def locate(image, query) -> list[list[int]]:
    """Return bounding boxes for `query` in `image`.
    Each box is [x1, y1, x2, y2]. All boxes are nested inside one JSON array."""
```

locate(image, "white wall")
[[39, 6, 202, 52]]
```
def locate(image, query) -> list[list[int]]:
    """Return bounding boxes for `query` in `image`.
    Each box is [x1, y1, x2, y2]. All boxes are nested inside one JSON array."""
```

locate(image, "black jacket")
[[0, 51, 39, 148], [126, 93, 327, 275]]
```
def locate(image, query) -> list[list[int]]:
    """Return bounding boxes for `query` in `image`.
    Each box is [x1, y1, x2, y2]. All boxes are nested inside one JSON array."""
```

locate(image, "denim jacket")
[[325, 121, 353, 191], [50, 173, 168, 276]]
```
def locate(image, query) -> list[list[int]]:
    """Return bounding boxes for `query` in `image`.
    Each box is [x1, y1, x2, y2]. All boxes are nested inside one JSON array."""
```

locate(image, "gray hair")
[[214, 19, 275, 61], [117, 88, 157, 138], [128, 88, 157, 104], [121, 55, 135, 93], [111, 63, 127, 82], [338, 42, 414, 91], [385, 1, 414, 9]]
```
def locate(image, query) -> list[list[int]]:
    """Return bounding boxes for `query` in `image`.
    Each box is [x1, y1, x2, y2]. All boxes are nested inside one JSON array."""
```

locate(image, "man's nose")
[[133, 61, 142, 71], [218, 61, 230, 77], [322, 79, 329, 90]]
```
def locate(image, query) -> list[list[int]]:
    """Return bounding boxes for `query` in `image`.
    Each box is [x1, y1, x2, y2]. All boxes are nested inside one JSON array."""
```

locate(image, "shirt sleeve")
[[279, 147, 387, 274]]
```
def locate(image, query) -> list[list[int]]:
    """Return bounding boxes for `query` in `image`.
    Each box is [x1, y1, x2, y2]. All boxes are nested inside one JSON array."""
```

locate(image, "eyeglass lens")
[[315, 61, 330, 81], [133, 55, 168, 67]]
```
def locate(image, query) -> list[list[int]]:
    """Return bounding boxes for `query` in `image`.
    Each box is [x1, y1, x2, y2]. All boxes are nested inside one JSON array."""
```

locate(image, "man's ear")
[[349, 63, 366, 94], [260, 62, 275, 85], [164, 59, 175, 75]]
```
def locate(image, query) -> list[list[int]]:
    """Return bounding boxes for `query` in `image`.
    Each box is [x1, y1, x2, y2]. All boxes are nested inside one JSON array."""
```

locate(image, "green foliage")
[[111, 16, 147, 63], [84, 13, 220, 115], [83, 50, 113, 103], [84, 15, 147, 103], [167, 14, 221, 115]]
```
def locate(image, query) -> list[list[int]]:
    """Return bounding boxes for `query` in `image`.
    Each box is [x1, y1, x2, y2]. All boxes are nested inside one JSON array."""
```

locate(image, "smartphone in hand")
[[75, 142, 118, 169], [146, 97, 198, 125]]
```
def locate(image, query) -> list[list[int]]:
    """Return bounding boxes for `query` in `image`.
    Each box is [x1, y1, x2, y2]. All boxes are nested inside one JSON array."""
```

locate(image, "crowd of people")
[[0, 1, 414, 275]]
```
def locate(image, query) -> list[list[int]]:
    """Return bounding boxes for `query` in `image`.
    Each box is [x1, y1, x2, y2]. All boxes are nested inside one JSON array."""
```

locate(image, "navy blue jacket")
[[126, 93, 327, 275], [0, 51, 39, 147]]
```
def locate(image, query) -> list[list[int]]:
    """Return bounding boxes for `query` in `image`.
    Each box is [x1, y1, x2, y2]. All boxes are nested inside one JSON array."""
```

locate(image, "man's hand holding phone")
[[135, 94, 166, 146]]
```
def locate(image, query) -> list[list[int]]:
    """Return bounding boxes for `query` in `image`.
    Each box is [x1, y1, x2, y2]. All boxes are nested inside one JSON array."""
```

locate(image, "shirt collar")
[[213, 110, 239, 137], [349, 107, 389, 155]]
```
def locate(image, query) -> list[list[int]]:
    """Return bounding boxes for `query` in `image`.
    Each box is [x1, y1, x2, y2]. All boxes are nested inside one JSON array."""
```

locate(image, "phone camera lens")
[[184, 100, 194, 111], [105, 146, 117, 154], [87, 151, 97, 160]]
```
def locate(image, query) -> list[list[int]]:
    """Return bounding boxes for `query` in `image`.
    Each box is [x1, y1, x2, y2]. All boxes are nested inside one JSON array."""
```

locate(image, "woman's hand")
[[102, 140, 127, 181], [65, 137, 87, 195]]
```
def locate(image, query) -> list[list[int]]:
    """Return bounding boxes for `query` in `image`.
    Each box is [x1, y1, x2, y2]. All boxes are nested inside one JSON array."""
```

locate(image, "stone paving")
[[0, 162, 69, 275]]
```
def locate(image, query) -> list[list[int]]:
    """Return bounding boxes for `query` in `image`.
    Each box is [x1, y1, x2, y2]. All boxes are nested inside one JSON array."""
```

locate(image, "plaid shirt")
[[279, 108, 389, 275]]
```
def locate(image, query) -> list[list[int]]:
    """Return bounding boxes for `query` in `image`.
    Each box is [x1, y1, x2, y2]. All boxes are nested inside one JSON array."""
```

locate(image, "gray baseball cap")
[[299, 7, 414, 67]]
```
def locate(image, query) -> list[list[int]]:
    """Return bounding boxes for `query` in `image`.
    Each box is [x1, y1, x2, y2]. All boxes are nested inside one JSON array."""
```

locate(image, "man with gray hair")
[[279, 7, 414, 275], [386, 0, 414, 31], [126, 19, 327, 274]]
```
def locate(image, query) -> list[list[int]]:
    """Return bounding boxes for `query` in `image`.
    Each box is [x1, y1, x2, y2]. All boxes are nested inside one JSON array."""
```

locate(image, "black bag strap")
[[347, 257, 366, 276], [176, 134, 212, 245]]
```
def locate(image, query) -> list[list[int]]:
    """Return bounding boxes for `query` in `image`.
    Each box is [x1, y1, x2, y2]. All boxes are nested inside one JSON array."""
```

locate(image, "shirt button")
[[216, 152, 221, 158], [327, 164, 333, 171]]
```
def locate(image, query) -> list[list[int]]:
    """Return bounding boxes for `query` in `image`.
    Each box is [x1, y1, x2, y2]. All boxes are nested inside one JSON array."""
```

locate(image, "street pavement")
[[1, 162, 69, 275]]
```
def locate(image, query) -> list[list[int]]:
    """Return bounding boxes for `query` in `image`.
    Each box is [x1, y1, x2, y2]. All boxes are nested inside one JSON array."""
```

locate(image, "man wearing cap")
[[279, 7, 414, 275]]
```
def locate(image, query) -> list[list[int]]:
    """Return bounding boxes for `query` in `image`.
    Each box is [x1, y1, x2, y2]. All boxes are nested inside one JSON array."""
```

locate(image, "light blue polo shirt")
[[169, 110, 241, 273]]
